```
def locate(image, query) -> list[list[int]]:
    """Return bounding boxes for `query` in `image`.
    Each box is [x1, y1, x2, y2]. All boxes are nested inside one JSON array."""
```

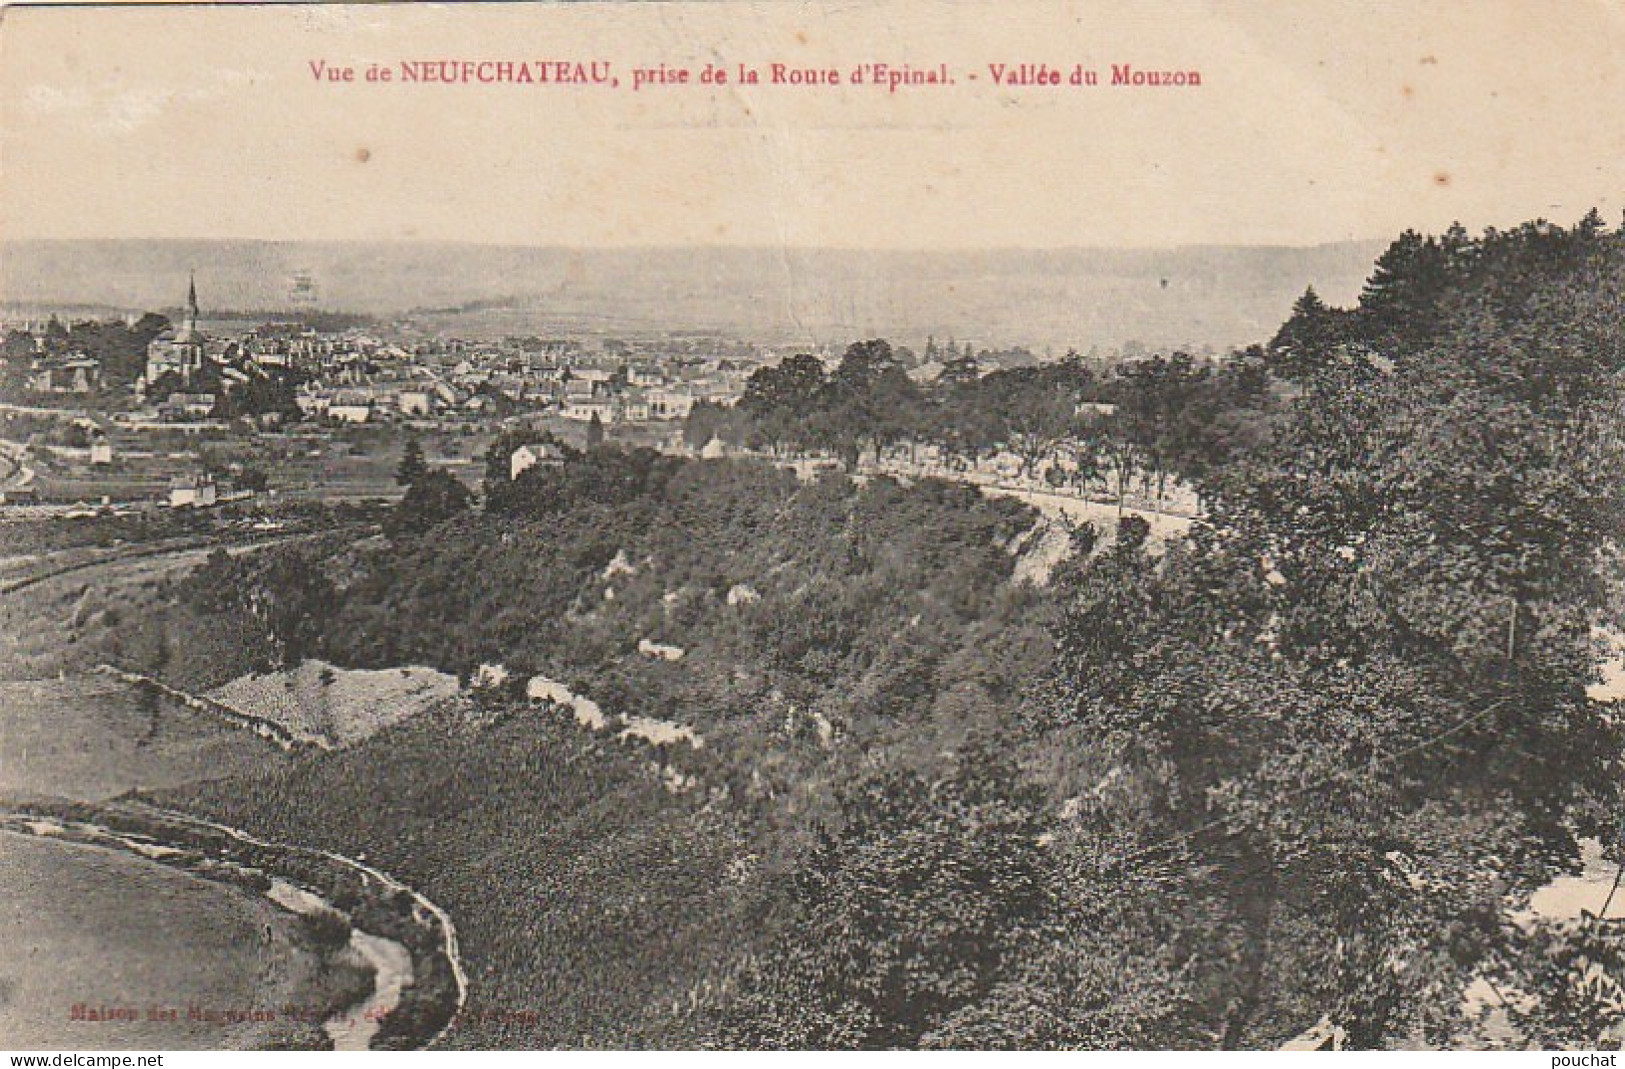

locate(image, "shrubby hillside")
[[147, 211, 1625, 1049], [160, 460, 1055, 1048], [172, 457, 1054, 816]]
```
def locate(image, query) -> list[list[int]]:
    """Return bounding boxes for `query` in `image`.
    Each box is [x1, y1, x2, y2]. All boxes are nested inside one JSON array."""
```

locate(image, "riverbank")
[[0, 799, 463, 1050], [0, 827, 347, 1050]]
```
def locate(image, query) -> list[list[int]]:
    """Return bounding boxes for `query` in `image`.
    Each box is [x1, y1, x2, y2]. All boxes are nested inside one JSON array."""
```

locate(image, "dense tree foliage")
[[65, 314, 171, 385], [1023, 211, 1625, 1048], [0, 314, 172, 399], [696, 338, 1276, 516], [386, 467, 474, 538], [713, 744, 1054, 1049], [145, 209, 1625, 1050], [212, 365, 305, 422]]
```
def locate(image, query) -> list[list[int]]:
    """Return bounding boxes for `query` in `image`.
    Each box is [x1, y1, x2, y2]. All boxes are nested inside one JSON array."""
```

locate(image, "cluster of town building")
[[286, 351, 743, 427], [7, 276, 766, 428], [0, 276, 783, 512]]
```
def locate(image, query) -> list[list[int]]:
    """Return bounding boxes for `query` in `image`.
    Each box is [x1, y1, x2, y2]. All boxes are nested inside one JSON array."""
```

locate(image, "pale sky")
[[2, 0, 1623, 249]]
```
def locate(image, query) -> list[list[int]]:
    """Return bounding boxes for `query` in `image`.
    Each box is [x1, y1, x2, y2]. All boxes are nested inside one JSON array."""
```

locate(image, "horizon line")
[[0, 235, 1396, 254]]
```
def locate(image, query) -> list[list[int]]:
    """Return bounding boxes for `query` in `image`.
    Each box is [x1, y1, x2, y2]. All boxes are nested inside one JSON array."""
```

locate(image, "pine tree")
[[1358, 229, 1450, 352], [396, 433, 428, 486], [1267, 285, 1346, 381]]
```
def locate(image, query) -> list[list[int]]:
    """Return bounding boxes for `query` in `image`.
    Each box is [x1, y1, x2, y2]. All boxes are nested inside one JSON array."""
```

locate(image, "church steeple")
[[176, 271, 200, 342], [144, 271, 206, 392]]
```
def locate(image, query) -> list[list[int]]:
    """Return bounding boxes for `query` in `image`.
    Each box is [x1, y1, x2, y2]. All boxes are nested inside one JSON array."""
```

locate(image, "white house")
[[162, 392, 217, 421], [563, 396, 614, 423], [169, 474, 217, 509], [620, 395, 652, 423], [647, 388, 695, 421], [566, 367, 615, 387], [327, 402, 373, 424], [28, 358, 101, 395], [396, 390, 435, 417], [510, 441, 566, 479]]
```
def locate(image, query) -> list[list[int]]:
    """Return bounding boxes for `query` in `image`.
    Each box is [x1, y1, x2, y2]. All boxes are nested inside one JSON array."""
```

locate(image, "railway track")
[[0, 523, 378, 596]]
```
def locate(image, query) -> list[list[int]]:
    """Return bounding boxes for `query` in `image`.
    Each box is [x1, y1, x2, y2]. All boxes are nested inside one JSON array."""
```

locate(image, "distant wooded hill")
[[0, 239, 1384, 351]]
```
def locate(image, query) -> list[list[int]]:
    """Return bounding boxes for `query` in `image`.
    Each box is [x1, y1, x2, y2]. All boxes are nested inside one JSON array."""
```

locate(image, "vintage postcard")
[[1, 0, 1624, 1055]]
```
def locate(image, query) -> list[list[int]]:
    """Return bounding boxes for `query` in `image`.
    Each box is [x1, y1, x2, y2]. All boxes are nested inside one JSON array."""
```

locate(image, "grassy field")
[[0, 546, 262, 683], [0, 676, 292, 803], [0, 831, 326, 1050]]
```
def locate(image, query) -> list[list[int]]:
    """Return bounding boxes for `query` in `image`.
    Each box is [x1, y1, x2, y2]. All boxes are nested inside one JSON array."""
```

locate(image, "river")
[[0, 830, 314, 1049], [0, 822, 414, 1051]]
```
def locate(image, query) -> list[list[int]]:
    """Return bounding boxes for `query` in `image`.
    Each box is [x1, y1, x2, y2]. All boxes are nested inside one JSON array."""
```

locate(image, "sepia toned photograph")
[[1, 0, 1623, 1053]]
